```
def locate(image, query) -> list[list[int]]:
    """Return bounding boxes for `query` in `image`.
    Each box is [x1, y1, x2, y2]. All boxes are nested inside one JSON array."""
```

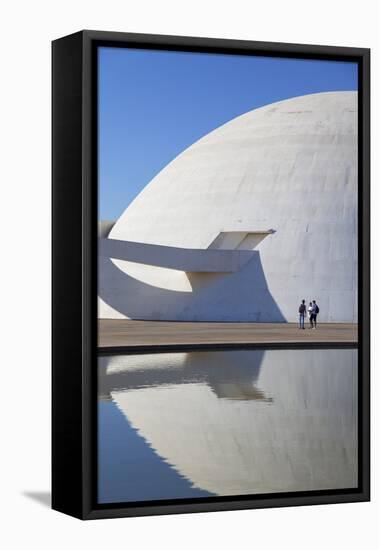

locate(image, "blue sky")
[[98, 47, 358, 220]]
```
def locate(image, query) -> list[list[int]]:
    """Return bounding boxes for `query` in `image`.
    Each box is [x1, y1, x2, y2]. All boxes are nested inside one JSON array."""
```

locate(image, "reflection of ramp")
[[107, 348, 358, 497], [98, 349, 268, 402]]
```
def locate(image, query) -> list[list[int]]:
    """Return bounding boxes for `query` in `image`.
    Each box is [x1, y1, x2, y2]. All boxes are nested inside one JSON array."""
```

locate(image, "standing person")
[[298, 299, 306, 329], [308, 302, 313, 328], [312, 300, 319, 328]]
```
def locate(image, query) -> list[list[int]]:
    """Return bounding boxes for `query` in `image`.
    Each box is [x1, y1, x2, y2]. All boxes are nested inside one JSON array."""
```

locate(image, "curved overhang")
[[99, 231, 274, 273]]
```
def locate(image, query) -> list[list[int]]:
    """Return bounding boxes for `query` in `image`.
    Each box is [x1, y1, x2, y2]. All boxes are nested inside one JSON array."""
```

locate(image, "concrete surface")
[[98, 319, 358, 348], [98, 220, 115, 238]]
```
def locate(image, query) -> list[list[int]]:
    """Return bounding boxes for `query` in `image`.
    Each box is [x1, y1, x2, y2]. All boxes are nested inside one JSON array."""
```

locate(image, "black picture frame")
[[52, 30, 370, 520]]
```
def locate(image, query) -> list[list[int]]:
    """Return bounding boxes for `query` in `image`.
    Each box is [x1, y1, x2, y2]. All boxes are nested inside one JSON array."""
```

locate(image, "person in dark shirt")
[[298, 299, 306, 329], [311, 300, 320, 328]]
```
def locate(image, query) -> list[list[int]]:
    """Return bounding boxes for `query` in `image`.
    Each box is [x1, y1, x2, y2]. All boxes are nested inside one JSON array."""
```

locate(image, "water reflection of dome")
[[100, 91, 358, 322], [101, 348, 358, 496]]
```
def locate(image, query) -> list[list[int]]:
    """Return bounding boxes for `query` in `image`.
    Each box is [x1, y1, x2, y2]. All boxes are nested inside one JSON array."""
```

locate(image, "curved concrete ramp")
[[99, 237, 256, 273]]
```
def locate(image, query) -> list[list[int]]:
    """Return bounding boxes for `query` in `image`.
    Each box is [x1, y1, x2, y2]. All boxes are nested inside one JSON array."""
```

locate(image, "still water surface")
[[98, 348, 357, 504]]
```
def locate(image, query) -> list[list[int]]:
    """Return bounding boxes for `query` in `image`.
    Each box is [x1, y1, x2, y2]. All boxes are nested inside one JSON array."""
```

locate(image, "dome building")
[[99, 91, 358, 322]]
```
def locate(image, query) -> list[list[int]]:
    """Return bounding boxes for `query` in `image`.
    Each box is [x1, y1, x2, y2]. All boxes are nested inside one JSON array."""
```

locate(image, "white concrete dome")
[[99, 91, 358, 322]]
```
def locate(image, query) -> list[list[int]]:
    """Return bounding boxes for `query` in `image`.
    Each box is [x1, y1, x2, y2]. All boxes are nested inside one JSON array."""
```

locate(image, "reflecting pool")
[[98, 348, 358, 504]]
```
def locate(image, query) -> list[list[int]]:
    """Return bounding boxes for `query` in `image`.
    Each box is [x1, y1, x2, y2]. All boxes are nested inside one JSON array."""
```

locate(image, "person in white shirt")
[[308, 302, 313, 328]]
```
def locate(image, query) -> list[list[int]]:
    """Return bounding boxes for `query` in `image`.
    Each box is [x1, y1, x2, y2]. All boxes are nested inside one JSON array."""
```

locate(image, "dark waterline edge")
[[98, 341, 358, 356]]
